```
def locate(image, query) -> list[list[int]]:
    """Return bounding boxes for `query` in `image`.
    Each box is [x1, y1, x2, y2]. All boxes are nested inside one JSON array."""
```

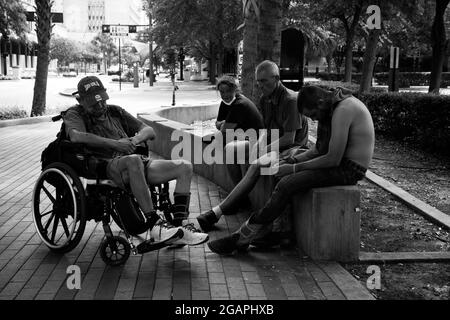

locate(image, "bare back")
[[336, 97, 375, 168]]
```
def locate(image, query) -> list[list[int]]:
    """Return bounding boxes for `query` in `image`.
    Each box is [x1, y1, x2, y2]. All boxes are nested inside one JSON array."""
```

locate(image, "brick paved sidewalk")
[[0, 122, 374, 300]]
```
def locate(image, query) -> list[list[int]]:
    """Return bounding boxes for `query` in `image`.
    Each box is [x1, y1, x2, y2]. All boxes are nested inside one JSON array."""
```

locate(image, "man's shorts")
[[106, 155, 152, 190]]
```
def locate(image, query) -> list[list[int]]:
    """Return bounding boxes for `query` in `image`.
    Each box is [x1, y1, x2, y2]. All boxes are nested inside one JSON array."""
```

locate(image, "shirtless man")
[[207, 85, 375, 254]]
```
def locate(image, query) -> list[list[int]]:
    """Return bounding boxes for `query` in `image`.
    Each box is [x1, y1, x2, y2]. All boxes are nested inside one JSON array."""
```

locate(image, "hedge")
[[306, 80, 387, 93], [374, 72, 450, 88], [315, 72, 362, 84], [316, 72, 450, 88], [0, 107, 28, 120], [304, 81, 450, 156], [357, 92, 450, 155]]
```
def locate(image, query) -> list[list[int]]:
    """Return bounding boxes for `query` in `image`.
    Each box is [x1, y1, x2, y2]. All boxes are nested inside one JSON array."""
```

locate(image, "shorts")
[[106, 155, 152, 190]]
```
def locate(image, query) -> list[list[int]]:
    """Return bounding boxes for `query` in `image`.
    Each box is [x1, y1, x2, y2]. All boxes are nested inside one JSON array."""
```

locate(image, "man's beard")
[[91, 102, 107, 118]]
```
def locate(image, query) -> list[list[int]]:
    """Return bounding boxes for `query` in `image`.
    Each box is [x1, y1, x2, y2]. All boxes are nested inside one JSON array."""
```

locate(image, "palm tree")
[[428, 0, 450, 93], [31, 0, 53, 117], [241, 0, 283, 103]]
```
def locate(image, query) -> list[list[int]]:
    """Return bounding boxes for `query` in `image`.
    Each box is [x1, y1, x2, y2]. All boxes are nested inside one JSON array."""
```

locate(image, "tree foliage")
[[142, 0, 242, 80], [49, 36, 79, 66], [0, 0, 28, 39]]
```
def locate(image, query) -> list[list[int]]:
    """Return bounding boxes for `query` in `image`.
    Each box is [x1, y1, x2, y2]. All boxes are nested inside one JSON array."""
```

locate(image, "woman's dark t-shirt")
[[217, 93, 264, 132]]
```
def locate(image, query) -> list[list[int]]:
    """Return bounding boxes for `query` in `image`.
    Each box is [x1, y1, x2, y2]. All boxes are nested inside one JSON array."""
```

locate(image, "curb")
[[0, 115, 57, 128]]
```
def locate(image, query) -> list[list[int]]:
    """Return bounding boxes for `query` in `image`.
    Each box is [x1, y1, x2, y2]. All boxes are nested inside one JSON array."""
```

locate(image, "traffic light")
[[129, 25, 137, 33], [102, 25, 110, 33]]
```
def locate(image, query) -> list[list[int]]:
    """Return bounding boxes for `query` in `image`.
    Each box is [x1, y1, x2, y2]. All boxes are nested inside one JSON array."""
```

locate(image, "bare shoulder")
[[336, 97, 369, 115]]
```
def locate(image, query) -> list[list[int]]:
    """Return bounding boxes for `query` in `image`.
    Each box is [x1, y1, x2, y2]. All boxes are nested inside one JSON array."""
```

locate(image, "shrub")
[[305, 80, 387, 93], [315, 72, 364, 84], [0, 107, 28, 120], [356, 92, 450, 156], [374, 72, 450, 88]]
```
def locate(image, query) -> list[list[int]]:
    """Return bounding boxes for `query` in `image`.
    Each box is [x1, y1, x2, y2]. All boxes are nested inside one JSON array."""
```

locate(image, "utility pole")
[[118, 37, 121, 91], [148, 1, 153, 86]]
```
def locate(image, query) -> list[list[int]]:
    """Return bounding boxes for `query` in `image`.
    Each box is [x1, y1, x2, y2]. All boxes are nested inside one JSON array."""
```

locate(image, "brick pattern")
[[0, 123, 374, 300]]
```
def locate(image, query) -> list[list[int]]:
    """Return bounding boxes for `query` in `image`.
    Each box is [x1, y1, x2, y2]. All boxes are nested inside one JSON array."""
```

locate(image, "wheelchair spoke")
[[42, 185, 56, 204], [50, 215, 59, 243], [44, 212, 55, 231], [41, 210, 53, 218], [60, 217, 70, 238]]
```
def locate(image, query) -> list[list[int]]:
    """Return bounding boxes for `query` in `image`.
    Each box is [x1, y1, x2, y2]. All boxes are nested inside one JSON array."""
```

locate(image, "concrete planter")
[[138, 104, 235, 192]]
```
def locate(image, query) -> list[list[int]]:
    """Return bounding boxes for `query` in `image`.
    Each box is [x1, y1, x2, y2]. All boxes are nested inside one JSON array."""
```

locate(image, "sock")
[[212, 206, 222, 218], [144, 210, 160, 229], [172, 192, 191, 226]]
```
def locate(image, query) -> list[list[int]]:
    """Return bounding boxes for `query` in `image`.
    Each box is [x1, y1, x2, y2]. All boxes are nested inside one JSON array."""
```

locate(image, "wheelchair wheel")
[[100, 236, 130, 266], [32, 162, 87, 253]]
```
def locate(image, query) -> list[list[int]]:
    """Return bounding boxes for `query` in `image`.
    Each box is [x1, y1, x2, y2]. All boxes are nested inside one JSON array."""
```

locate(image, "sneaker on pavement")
[[207, 233, 248, 255], [150, 219, 182, 244], [197, 209, 219, 232], [173, 223, 209, 246]]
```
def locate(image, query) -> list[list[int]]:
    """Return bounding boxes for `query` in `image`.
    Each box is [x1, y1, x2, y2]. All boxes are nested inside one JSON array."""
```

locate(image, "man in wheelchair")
[[64, 76, 208, 247]]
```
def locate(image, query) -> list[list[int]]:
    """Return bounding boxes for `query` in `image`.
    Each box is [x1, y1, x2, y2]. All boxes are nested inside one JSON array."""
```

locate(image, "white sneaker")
[[150, 219, 182, 244], [172, 223, 209, 246]]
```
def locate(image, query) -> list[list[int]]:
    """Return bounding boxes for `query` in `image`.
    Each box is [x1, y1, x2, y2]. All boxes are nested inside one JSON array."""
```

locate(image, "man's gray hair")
[[255, 60, 280, 77]]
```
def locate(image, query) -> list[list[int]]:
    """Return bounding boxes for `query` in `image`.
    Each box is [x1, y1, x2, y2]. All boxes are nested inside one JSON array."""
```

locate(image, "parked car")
[[62, 68, 77, 77]]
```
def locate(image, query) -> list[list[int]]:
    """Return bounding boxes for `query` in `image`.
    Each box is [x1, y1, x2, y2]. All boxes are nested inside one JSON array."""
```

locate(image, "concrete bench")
[[292, 185, 361, 262], [249, 174, 360, 262]]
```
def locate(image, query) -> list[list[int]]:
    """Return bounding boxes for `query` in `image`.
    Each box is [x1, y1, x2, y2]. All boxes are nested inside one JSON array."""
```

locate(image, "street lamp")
[[104, 51, 107, 74]]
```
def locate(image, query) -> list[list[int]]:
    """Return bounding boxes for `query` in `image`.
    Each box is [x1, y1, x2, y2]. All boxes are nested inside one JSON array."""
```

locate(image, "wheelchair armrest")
[[135, 145, 149, 156]]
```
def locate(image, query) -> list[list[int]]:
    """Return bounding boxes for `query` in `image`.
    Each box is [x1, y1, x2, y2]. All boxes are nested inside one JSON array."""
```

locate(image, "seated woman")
[[205, 75, 265, 210]]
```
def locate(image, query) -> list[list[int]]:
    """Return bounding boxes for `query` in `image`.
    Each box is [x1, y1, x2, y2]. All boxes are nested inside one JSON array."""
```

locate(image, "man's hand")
[[215, 120, 225, 130], [274, 163, 295, 178], [115, 138, 136, 154]]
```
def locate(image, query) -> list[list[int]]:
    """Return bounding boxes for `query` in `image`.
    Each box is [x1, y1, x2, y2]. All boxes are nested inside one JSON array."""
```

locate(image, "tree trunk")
[[217, 39, 224, 77], [326, 54, 333, 74], [241, 3, 258, 102], [359, 28, 381, 93], [255, 0, 282, 100], [342, 3, 363, 83], [256, 0, 282, 64], [31, 0, 53, 117], [344, 34, 354, 83], [209, 41, 217, 84], [428, 0, 450, 93]]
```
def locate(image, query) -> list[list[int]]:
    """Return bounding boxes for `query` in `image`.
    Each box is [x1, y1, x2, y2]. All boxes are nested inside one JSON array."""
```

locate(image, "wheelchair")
[[32, 116, 181, 266]]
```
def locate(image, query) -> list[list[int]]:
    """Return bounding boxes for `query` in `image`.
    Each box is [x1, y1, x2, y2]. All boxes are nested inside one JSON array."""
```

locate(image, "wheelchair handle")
[[52, 114, 63, 122]]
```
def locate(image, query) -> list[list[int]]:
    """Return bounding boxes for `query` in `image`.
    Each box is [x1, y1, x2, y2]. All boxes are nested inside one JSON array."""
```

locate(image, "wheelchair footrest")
[[136, 230, 183, 254]]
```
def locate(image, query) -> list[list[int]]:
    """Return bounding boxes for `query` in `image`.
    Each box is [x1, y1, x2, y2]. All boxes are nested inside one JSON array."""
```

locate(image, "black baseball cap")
[[72, 76, 109, 107]]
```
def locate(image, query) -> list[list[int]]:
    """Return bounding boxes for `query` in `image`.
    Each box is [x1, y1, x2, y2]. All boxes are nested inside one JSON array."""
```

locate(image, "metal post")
[[171, 71, 176, 106], [119, 37, 121, 91], [148, 1, 153, 87], [172, 87, 176, 106]]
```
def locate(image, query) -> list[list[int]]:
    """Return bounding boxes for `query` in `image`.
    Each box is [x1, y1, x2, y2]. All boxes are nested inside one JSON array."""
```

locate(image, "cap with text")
[[72, 76, 109, 107]]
